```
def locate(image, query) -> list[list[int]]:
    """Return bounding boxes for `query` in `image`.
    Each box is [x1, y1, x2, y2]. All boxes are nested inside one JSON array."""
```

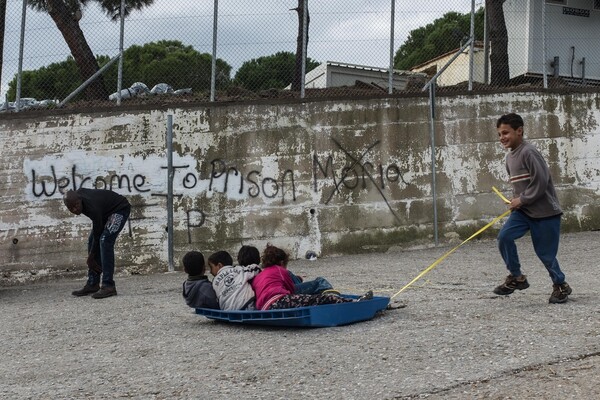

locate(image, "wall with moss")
[[2, 92, 600, 284]]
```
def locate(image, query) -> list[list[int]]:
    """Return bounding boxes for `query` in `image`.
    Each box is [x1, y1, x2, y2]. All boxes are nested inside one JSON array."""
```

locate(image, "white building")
[[288, 61, 426, 91], [410, 42, 486, 86], [505, 0, 600, 82], [410, 0, 600, 86]]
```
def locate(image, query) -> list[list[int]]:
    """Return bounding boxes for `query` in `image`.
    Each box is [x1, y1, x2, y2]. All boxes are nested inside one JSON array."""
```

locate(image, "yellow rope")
[[390, 187, 511, 300], [492, 186, 511, 204]]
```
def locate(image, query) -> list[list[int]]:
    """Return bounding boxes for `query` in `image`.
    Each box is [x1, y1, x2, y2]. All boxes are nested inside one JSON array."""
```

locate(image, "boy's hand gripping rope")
[[390, 187, 511, 300]]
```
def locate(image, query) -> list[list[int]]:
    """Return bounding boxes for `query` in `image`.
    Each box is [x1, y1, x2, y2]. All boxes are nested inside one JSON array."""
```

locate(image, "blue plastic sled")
[[195, 295, 390, 327]]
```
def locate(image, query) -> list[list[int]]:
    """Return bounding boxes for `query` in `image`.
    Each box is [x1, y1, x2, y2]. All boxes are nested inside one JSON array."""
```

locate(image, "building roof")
[[410, 41, 484, 70], [323, 61, 424, 76]]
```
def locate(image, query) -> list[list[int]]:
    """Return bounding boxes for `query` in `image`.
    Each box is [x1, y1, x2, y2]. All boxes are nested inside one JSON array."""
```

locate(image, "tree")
[[7, 40, 232, 100], [234, 51, 319, 91], [103, 40, 232, 93], [6, 56, 79, 100], [27, 0, 155, 101], [394, 9, 485, 71], [486, 0, 510, 86], [291, 0, 309, 91]]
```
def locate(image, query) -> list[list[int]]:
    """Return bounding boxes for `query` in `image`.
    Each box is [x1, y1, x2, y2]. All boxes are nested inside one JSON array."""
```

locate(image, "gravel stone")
[[1, 231, 598, 399]]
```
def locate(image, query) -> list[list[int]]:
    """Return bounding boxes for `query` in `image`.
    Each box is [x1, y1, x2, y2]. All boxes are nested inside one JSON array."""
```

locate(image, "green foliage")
[[394, 8, 484, 70], [234, 51, 320, 90], [96, 0, 156, 20], [103, 40, 232, 93], [7, 40, 232, 100], [6, 57, 81, 100]]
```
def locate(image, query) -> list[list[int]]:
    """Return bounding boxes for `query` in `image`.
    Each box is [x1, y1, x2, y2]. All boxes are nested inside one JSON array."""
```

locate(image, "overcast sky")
[[2, 0, 478, 98]]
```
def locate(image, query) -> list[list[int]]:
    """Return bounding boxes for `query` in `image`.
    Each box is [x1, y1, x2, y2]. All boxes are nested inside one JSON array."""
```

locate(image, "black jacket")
[[78, 188, 130, 255]]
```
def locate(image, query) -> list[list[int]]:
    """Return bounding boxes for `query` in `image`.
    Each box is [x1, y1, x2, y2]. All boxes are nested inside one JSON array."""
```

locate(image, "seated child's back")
[[181, 251, 219, 309], [238, 244, 335, 295], [252, 245, 363, 311], [252, 263, 295, 310], [209, 250, 261, 310]]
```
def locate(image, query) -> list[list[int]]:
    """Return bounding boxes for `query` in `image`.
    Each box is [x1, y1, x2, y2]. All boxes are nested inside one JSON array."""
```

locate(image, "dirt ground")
[[1, 231, 599, 399]]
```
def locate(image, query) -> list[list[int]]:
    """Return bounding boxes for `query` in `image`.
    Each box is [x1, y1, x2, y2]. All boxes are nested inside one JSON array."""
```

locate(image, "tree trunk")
[[46, 0, 108, 100], [292, 0, 309, 92], [0, 0, 6, 96], [486, 0, 510, 86]]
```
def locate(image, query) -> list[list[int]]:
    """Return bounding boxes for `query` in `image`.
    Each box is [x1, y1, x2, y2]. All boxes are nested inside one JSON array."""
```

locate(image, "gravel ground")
[[1, 231, 599, 399]]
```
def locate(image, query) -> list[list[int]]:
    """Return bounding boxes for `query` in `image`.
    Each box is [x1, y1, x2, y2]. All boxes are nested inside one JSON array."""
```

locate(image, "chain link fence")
[[1, 0, 599, 112]]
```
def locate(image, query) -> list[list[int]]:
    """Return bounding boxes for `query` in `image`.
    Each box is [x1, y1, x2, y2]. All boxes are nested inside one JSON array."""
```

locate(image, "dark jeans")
[[289, 272, 334, 294], [497, 210, 565, 284], [87, 207, 130, 287]]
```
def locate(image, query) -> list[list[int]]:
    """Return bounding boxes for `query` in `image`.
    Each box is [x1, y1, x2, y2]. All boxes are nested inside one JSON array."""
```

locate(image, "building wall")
[[411, 49, 486, 86], [2, 92, 600, 285], [506, 0, 600, 80], [505, 0, 533, 78], [302, 62, 422, 90]]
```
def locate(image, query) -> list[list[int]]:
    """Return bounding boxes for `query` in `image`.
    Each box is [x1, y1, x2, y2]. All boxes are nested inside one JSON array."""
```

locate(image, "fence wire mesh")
[[1, 0, 600, 112]]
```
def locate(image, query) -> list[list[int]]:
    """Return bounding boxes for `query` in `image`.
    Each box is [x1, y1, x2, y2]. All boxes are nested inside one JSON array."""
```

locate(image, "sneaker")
[[493, 275, 530, 295], [91, 286, 117, 299], [71, 283, 99, 297], [549, 282, 572, 304], [321, 289, 341, 296], [357, 290, 374, 302]]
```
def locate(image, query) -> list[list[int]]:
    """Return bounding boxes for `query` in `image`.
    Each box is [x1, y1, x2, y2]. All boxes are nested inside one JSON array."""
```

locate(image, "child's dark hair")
[[237, 245, 261, 266], [261, 244, 289, 268], [496, 113, 524, 130], [208, 250, 233, 267], [182, 251, 205, 276]]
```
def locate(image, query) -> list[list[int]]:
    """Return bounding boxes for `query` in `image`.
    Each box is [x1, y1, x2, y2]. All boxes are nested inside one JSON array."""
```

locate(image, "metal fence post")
[[15, 0, 27, 112], [210, 0, 219, 102], [300, 0, 308, 99], [468, 0, 475, 91], [116, 0, 126, 106], [542, 1, 548, 89], [58, 54, 120, 108], [429, 81, 438, 246], [166, 115, 174, 272], [388, 0, 395, 94], [483, 5, 489, 85]]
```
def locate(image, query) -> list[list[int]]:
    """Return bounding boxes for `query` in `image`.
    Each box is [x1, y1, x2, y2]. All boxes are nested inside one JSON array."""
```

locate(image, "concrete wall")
[[2, 91, 600, 285]]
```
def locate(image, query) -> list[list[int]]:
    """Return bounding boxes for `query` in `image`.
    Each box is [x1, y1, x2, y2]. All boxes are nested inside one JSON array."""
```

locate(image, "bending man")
[[64, 188, 131, 299]]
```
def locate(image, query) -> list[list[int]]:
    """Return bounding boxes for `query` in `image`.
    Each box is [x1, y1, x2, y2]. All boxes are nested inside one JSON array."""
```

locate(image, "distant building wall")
[[411, 46, 486, 86], [297, 61, 425, 90], [505, 0, 600, 81], [2, 91, 600, 285]]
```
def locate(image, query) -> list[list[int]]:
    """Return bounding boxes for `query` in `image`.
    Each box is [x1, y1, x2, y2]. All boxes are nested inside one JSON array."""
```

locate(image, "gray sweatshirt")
[[506, 142, 562, 218], [182, 276, 219, 309], [212, 264, 261, 311]]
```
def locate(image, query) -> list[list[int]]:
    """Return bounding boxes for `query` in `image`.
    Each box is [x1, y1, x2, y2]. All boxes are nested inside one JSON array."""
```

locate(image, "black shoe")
[[493, 275, 530, 295], [357, 290, 374, 302], [549, 282, 572, 304], [91, 286, 117, 299], [72, 283, 100, 297]]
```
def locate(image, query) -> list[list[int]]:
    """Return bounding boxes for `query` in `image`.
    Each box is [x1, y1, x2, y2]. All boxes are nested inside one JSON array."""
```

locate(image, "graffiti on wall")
[[312, 138, 408, 222], [26, 155, 297, 203], [24, 139, 411, 241]]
